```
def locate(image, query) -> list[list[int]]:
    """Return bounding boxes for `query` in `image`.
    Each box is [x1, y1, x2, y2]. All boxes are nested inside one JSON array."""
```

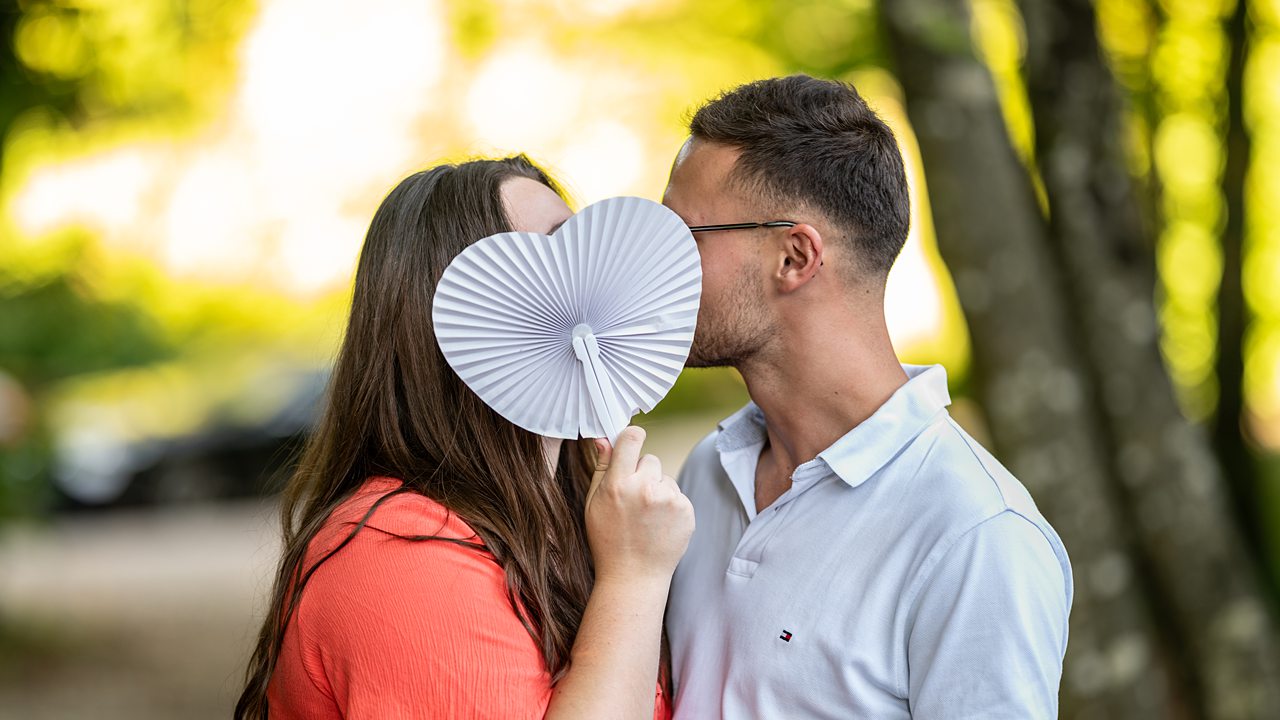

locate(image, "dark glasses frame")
[[685, 220, 798, 234]]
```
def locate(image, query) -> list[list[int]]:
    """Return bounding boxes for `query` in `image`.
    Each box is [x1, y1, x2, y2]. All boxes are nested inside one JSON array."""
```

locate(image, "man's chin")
[[684, 352, 733, 369], [685, 331, 745, 368]]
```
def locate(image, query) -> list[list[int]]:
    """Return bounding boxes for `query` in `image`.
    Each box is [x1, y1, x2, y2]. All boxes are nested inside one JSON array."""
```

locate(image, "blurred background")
[[0, 0, 1278, 717]]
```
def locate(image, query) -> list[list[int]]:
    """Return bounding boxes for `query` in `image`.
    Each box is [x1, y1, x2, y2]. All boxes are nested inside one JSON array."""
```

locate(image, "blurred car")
[[47, 358, 327, 509]]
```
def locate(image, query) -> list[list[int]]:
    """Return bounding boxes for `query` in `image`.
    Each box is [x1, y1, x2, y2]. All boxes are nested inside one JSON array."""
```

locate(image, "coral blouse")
[[267, 477, 671, 719]]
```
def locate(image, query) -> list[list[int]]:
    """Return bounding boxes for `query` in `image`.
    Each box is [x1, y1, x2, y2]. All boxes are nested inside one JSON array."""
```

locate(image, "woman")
[[235, 156, 694, 719]]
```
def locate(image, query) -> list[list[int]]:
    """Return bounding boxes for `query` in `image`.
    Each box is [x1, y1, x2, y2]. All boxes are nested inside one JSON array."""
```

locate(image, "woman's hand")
[[547, 427, 691, 719], [583, 426, 695, 585]]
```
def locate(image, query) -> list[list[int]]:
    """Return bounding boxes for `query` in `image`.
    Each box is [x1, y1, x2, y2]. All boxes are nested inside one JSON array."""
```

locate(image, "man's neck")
[[737, 312, 908, 480]]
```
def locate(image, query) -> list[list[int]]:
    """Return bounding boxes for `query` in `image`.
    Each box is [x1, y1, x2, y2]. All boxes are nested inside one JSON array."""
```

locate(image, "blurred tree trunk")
[[883, 0, 1280, 717], [881, 3, 1182, 717], [1135, 0, 1167, 250], [1017, 0, 1280, 716], [1215, 0, 1262, 572]]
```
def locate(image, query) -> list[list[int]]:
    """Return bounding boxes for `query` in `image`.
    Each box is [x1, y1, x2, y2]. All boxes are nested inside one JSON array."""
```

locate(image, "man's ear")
[[776, 223, 824, 293]]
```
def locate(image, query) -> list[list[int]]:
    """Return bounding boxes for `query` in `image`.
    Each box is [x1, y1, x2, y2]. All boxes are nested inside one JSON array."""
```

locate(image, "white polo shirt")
[[667, 364, 1072, 719]]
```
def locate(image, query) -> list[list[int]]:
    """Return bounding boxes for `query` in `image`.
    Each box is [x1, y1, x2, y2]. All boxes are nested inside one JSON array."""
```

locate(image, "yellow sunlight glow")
[[9, 0, 947, 358], [15, 0, 446, 293]]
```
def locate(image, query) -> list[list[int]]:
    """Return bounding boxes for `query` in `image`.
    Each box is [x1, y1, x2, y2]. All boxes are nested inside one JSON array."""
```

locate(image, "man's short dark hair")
[[688, 74, 910, 276]]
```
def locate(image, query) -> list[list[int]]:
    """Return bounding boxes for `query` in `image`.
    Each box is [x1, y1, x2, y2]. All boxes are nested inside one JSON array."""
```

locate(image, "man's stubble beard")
[[685, 272, 771, 369]]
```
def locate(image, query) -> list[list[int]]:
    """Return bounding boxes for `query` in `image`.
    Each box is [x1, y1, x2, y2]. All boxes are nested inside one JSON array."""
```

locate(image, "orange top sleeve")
[[266, 477, 671, 720]]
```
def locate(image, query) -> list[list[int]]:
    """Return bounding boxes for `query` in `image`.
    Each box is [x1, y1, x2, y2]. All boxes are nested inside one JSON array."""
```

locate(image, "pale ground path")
[[0, 414, 720, 719]]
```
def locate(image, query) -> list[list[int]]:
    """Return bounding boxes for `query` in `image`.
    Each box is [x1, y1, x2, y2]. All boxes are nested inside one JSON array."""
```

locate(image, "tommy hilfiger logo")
[[779, 629, 793, 642]]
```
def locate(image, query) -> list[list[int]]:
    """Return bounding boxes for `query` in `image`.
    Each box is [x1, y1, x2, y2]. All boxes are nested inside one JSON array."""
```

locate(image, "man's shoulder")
[[901, 415, 1070, 571], [902, 415, 1049, 528], [901, 416, 1072, 597]]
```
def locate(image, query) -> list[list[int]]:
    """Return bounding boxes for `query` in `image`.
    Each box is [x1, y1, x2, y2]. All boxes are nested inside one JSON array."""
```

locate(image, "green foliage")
[[0, 0, 255, 519], [0, 425, 52, 519], [0, 269, 173, 389], [641, 367, 749, 421], [8, 0, 254, 121], [763, 0, 882, 74], [0, 252, 174, 517]]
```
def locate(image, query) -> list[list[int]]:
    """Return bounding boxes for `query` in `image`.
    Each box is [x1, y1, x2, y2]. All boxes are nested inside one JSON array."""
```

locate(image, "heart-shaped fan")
[[431, 196, 701, 442]]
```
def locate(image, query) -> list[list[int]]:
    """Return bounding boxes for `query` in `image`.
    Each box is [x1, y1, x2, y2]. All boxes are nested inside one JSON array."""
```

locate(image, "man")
[[662, 75, 1073, 718]]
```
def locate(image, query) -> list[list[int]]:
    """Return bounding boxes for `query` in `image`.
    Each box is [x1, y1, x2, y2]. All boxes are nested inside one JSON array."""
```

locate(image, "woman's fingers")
[[582, 425, 695, 583], [593, 437, 613, 470], [636, 453, 662, 482], [587, 429, 647, 512], [586, 438, 612, 512]]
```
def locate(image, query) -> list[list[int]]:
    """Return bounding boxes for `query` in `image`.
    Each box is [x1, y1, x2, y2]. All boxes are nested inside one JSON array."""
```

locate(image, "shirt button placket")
[[729, 483, 807, 578]]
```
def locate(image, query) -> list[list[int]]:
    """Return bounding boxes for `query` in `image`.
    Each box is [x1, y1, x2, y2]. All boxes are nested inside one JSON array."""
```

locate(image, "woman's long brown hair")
[[234, 156, 597, 719]]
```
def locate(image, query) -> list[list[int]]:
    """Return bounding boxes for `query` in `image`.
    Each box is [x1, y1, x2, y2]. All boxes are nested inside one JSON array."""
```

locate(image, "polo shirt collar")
[[715, 364, 952, 489], [714, 402, 768, 452]]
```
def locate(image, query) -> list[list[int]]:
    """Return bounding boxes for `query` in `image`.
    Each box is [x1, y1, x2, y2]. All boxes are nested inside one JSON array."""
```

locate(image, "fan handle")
[[572, 326, 627, 443]]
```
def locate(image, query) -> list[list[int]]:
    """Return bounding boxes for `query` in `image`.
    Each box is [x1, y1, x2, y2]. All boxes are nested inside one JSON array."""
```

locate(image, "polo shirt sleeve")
[[905, 510, 1070, 719]]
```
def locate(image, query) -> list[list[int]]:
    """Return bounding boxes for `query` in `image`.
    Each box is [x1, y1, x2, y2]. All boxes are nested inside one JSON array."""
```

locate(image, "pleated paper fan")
[[431, 196, 701, 442]]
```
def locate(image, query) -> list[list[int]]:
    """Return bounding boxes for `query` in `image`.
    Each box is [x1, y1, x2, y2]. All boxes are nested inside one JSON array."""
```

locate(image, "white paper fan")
[[431, 196, 701, 442]]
